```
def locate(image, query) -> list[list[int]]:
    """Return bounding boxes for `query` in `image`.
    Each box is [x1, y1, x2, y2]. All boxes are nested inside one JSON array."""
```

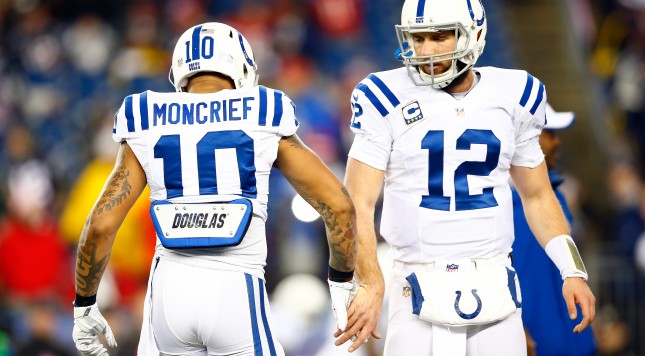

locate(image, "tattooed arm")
[[75, 142, 147, 298], [273, 134, 356, 273]]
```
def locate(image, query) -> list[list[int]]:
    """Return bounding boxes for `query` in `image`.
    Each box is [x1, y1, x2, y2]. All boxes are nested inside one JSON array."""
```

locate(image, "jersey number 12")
[[420, 129, 500, 211]]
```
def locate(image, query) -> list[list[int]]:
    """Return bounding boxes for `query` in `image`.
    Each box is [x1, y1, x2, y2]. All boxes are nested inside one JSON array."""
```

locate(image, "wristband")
[[328, 266, 354, 282], [73, 293, 97, 307], [545, 235, 588, 281]]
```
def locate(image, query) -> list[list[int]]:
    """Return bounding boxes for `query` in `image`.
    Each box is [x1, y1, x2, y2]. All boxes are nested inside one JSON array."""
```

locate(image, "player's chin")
[[419, 64, 448, 76]]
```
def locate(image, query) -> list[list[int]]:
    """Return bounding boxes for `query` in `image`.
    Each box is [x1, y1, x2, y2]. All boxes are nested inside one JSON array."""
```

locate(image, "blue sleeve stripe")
[[191, 25, 203, 63], [258, 86, 267, 126], [272, 90, 283, 127], [125, 95, 135, 132], [139, 91, 149, 130], [519, 73, 534, 107], [356, 83, 388, 117], [529, 83, 545, 115], [368, 74, 400, 107]]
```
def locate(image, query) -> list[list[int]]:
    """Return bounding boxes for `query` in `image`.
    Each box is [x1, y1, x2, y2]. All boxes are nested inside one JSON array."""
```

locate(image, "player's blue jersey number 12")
[[420, 129, 500, 211]]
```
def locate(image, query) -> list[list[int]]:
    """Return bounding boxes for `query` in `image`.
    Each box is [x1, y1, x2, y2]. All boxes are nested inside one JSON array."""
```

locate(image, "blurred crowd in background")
[[0, 0, 644, 355]]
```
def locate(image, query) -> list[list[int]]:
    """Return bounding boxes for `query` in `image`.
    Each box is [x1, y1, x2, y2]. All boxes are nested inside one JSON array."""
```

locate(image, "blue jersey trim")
[[356, 83, 388, 117], [272, 90, 283, 127], [245, 274, 263, 356], [506, 268, 522, 308], [368, 74, 400, 108], [519, 73, 534, 107], [258, 279, 277, 356], [125, 95, 135, 132], [529, 83, 545, 115], [405, 272, 424, 316], [258, 86, 267, 126], [140, 91, 149, 130]]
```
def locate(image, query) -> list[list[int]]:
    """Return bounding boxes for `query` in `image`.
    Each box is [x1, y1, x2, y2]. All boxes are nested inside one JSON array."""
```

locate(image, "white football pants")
[[139, 257, 284, 356]]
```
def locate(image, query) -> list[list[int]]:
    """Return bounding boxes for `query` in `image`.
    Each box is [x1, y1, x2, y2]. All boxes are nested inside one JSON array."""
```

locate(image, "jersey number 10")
[[153, 130, 257, 199], [185, 35, 215, 63]]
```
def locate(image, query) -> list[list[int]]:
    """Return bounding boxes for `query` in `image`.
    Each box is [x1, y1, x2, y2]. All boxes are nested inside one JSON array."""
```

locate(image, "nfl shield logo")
[[446, 264, 459, 272], [177, 58, 184, 67], [455, 108, 465, 117], [402, 286, 411, 297]]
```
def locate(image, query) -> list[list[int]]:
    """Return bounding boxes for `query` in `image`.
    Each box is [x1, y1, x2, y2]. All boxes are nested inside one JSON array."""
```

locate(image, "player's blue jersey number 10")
[[153, 130, 257, 199]]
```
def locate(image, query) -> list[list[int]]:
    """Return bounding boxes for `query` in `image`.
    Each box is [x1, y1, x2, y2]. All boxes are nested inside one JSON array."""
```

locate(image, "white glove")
[[73, 304, 118, 356], [328, 278, 359, 331]]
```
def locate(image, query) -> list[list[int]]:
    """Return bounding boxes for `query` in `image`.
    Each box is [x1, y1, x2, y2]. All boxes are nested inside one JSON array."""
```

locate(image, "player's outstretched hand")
[[73, 304, 117, 356], [328, 278, 359, 332], [334, 283, 383, 353], [562, 277, 596, 333]]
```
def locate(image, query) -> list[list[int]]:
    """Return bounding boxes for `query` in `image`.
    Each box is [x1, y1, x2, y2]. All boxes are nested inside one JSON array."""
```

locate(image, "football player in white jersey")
[[72, 22, 358, 356], [338, 0, 596, 355]]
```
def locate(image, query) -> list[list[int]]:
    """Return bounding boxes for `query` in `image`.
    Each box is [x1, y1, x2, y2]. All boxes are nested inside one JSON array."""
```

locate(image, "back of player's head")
[[396, 0, 487, 88], [169, 22, 259, 92]]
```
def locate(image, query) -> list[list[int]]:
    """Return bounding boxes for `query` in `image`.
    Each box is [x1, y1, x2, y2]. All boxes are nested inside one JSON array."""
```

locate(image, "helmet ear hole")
[[228, 30, 234, 39], [243, 65, 248, 79]]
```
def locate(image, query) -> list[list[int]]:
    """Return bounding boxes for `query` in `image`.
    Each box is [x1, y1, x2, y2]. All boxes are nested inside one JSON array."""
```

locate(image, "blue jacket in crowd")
[[512, 170, 596, 356]]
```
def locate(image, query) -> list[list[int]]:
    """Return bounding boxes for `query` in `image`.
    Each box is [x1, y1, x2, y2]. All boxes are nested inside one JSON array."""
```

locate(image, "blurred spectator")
[[15, 301, 70, 356], [0, 154, 74, 353], [0, 159, 72, 304]]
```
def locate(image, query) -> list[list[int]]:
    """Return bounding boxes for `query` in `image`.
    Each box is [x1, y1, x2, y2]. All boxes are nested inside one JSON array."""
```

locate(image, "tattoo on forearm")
[[293, 184, 356, 271], [96, 160, 132, 215], [284, 135, 310, 151], [75, 241, 109, 296]]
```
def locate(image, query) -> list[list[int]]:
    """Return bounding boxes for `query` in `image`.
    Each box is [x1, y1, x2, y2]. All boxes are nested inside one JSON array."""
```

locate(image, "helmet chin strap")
[[417, 59, 459, 89]]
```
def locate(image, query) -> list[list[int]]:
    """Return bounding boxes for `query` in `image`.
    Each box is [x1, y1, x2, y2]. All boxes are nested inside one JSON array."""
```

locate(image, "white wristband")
[[545, 235, 588, 281]]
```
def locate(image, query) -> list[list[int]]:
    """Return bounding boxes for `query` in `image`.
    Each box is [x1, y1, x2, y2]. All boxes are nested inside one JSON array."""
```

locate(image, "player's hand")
[[328, 278, 359, 331], [562, 277, 596, 333], [334, 283, 384, 353], [73, 304, 117, 356]]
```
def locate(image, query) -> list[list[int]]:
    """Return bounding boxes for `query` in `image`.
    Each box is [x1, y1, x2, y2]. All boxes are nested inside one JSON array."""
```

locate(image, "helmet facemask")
[[396, 0, 487, 89]]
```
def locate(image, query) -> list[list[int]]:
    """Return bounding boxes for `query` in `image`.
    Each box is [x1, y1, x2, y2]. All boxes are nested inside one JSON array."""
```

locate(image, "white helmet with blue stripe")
[[169, 22, 259, 92], [396, 0, 487, 88]]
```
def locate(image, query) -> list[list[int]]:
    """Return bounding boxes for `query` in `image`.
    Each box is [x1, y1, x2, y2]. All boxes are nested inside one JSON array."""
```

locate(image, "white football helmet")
[[395, 0, 487, 88], [169, 22, 259, 92]]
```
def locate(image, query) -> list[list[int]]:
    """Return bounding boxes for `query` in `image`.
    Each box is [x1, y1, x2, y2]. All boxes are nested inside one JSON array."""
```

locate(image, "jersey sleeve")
[[511, 72, 547, 168], [112, 91, 151, 143], [255, 86, 299, 137], [347, 76, 394, 171], [276, 90, 299, 137]]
